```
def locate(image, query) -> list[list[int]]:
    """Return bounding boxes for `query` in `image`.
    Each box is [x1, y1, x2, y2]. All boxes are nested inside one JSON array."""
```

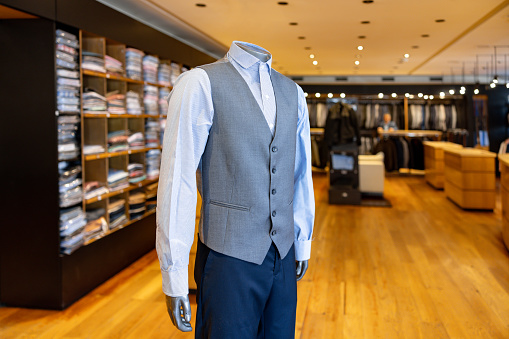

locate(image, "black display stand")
[[328, 144, 361, 205]]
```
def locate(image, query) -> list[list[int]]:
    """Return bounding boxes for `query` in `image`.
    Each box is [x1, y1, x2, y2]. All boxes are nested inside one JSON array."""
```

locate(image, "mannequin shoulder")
[[173, 68, 211, 93]]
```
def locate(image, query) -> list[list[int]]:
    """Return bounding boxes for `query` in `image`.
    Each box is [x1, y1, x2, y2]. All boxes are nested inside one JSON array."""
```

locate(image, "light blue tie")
[[259, 63, 277, 136]]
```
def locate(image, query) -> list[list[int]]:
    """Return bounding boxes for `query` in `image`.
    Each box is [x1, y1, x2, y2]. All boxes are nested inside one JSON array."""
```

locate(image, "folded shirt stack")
[[83, 90, 107, 114], [83, 144, 105, 155], [128, 163, 146, 184], [108, 130, 129, 153], [144, 85, 159, 116], [144, 182, 158, 211], [84, 208, 107, 241], [146, 149, 161, 180], [158, 63, 171, 87], [108, 168, 129, 192], [60, 205, 86, 254], [126, 48, 144, 80], [106, 91, 126, 115], [82, 50, 106, 73], [105, 55, 124, 75], [126, 90, 143, 115], [108, 198, 127, 230], [129, 192, 146, 220], [84, 181, 109, 200], [145, 120, 160, 148], [170, 62, 181, 86], [58, 115, 80, 161], [159, 87, 170, 116], [143, 55, 159, 83], [128, 132, 145, 149], [56, 29, 80, 114], [59, 162, 83, 208]]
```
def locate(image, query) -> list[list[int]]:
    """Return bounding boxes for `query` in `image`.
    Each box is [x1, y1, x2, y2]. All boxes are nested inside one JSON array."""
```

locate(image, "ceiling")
[[101, 0, 509, 81]]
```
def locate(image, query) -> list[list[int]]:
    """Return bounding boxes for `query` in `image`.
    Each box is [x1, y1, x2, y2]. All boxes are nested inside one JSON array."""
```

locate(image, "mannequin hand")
[[165, 294, 192, 332], [296, 260, 308, 281]]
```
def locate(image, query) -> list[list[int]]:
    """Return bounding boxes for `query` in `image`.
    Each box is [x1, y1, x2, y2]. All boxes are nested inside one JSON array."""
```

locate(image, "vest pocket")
[[209, 200, 250, 212]]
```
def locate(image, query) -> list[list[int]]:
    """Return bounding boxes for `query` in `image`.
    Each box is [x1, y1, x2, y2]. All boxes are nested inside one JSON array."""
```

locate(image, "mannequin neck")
[[236, 42, 271, 63]]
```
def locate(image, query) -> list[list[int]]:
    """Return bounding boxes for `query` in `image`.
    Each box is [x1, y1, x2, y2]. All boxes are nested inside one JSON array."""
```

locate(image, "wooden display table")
[[444, 148, 496, 210], [423, 141, 463, 189], [498, 155, 509, 250]]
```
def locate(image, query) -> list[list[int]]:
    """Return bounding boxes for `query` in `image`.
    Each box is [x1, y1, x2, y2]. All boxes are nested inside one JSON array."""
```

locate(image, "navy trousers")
[[194, 239, 297, 339]]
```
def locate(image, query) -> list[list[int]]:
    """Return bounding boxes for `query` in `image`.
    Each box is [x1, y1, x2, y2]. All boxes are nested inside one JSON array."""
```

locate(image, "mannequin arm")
[[165, 294, 193, 332], [296, 260, 308, 281]]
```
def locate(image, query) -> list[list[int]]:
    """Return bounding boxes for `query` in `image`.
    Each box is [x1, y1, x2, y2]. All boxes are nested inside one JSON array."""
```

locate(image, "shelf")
[[82, 69, 172, 89], [83, 113, 166, 119], [84, 146, 162, 161], [83, 209, 156, 246], [379, 130, 443, 138], [85, 177, 159, 204]]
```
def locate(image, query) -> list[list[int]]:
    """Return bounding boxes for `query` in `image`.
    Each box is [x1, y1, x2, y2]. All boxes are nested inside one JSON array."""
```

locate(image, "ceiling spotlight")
[[421, 34, 430, 38], [304, 92, 308, 97], [354, 60, 360, 65], [328, 93, 333, 98], [304, 47, 312, 50], [357, 46, 364, 51], [435, 19, 445, 23], [391, 93, 397, 98], [429, 95, 434, 100], [315, 93, 321, 98], [490, 82, 496, 88], [424, 95, 429, 99], [506, 83, 509, 88], [277, 1, 289, 5], [378, 93, 384, 99], [412, 45, 419, 49], [405, 93, 410, 97], [449, 89, 455, 95], [298, 36, 306, 40], [493, 76, 499, 84], [474, 88, 480, 94], [363, 0, 374, 3], [289, 22, 298, 25], [361, 21, 371, 24], [460, 86, 466, 92], [404, 53, 410, 58], [439, 92, 445, 98], [195, 3, 207, 7], [340, 93, 346, 98], [409, 95, 415, 99], [310, 54, 315, 59], [313, 60, 318, 65], [418, 93, 423, 98], [358, 35, 366, 39]]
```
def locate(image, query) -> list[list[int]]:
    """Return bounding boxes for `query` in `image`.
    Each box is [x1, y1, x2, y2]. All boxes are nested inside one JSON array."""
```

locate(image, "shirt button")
[[272, 211, 277, 217], [272, 147, 278, 152], [272, 167, 276, 174], [271, 230, 277, 236], [272, 189, 276, 195]]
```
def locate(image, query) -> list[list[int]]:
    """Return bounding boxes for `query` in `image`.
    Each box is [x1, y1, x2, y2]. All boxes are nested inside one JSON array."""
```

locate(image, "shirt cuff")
[[294, 239, 312, 261], [161, 266, 189, 297]]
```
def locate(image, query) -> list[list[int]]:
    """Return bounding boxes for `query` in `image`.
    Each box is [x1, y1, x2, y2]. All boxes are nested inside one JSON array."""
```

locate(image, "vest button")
[[272, 189, 276, 195], [271, 230, 277, 236], [272, 146, 278, 153], [272, 211, 277, 217], [272, 167, 276, 174]]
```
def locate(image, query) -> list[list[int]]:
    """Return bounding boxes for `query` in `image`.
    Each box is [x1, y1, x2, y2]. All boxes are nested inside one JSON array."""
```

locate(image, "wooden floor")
[[1, 173, 509, 338]]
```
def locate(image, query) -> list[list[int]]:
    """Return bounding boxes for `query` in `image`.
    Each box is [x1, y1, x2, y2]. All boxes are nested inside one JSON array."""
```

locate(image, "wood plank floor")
[[1, 173, 508, 338]]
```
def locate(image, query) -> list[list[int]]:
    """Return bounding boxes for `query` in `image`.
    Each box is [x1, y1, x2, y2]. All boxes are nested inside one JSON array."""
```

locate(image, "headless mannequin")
[[165, 42, 309, 332]]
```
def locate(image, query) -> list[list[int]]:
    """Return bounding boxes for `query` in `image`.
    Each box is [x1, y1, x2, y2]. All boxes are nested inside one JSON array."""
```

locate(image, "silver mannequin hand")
[[165, 294, 192, 332], [296, 260, 308, 281]]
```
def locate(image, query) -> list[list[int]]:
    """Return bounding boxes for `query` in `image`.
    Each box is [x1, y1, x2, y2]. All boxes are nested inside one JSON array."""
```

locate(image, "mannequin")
[[165, 42, 309, 332]]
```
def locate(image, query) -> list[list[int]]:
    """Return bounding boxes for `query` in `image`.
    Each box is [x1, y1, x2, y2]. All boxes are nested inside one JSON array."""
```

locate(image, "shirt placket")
[[259, 63, 276, 134]]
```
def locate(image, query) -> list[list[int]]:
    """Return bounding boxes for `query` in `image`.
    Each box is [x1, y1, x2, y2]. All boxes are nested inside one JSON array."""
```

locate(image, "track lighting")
[[493, 76, 499, 84], [340, 93, 346, 98], [315, 93, 320, 98], [378, 93, 384, 99], [449, 89, 455, 95], [304, 92, 308, 97], [418, 93, 423, 98], [328, 93, 333, 98], [474, 88, 480, 94], [490, 82, 496, 88], [439, 92, 445, 98], [391, 93, 397, 98]]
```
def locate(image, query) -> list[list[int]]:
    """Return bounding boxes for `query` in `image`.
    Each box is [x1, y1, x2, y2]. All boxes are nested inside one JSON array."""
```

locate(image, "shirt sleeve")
[[293, 84, 315, 261], [156, 68, 213, 297]]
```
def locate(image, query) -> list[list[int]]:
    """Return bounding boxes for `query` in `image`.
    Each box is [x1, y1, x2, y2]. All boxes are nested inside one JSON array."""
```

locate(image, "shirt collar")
[[228, 41, 272, 72]]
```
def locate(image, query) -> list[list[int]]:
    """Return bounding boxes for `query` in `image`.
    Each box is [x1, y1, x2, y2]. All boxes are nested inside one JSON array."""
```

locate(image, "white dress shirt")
[[156, 41, 315, 297]]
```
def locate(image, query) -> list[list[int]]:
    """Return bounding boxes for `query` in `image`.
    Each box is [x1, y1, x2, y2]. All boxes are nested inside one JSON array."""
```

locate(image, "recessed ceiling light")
[[298, 36, 306, 39], [289, 22, 298, 25], [357, 46, 364, 51], [310, 54, 315, 58], [361, 21, 371, 24], [328, 93, 333, 98], [412, 45, 419, 49], [358, 35, 366, 39], [421, 34, 430, 38], [435, 19, 445, 23], [313, 60, 318, 65], [378, 93, 384, 98], [404, 53, 410, 58], [354, 60, 360, 65], [195, 3, 206, 7], [363, 0, 374, 3], [340, 93, 346, 98], [277, 1, 289, 5]]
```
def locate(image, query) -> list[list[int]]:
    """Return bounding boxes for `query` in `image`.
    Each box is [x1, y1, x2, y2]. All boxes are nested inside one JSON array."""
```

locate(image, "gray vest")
[[198, 60, 298, 265]]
